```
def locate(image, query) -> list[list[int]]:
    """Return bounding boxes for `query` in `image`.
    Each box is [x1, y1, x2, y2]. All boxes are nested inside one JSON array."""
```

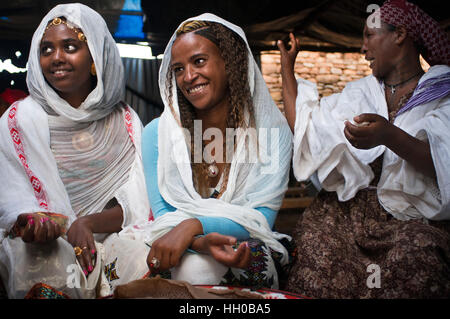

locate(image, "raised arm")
[[277, 33, 301, 133]]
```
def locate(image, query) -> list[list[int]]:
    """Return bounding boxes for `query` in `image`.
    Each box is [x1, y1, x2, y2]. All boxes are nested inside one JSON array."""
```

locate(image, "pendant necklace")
[[385, 70, 423, 95], [204, 148, 219, 178], [207, 161, 219, 178]]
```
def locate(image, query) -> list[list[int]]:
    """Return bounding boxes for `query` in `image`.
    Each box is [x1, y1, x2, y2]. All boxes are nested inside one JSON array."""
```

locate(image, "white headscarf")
[[0, 3, 147, 231], [133, 13, 293, 264], [26, 3, 124, 122]]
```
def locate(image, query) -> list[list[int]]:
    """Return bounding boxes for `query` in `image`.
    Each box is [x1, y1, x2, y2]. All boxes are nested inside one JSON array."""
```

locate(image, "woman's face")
[[39, 22, 94, 105], [361, 22, 398, 79], [171, 32, 229, 113]]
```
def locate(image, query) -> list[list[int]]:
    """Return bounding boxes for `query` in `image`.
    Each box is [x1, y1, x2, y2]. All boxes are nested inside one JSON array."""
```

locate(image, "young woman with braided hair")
[[140, 14, 293, 288]]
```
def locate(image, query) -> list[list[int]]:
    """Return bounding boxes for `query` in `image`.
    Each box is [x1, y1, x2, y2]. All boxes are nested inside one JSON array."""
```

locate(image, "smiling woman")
[[278, 0, 450, 298], [170, 31, 229, 117], [0, 3, 151, 299], [139, 14, 293, 290], [39, 17, 95, 108]]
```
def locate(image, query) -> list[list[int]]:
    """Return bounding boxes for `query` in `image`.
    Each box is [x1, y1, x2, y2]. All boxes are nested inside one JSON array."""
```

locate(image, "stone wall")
[[260, 50, 430, 111], [261, 50, 372, 110]]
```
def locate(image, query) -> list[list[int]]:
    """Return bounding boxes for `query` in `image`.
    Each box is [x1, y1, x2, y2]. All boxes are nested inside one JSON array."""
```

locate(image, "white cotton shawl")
[[292, 64, 450, 220], [125, 13, 293, 264], [0, 3, 149, 232]]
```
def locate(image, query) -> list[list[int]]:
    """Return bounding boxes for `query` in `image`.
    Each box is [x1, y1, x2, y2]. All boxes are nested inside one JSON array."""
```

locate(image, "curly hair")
[[166, 20, 255, 197]]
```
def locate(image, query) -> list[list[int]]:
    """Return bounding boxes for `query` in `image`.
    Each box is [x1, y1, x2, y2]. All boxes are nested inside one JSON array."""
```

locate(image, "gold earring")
[[90, 63, 96, 76]]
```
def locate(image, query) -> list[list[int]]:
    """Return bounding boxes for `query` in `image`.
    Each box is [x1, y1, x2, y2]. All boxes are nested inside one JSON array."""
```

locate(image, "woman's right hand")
[[66, 216, 97, 277], [16, 213, 62, 243], [147, 218, 203, 272]]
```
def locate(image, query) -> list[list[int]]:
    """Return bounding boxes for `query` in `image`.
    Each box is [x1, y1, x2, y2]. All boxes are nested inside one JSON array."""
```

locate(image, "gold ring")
[[74, 246, 83, 256]]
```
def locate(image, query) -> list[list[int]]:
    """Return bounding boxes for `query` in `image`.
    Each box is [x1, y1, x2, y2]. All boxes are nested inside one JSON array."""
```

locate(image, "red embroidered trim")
[[122, 103, 135, 144], [122, 103, 154, 222], [8, 102, 49, 210]]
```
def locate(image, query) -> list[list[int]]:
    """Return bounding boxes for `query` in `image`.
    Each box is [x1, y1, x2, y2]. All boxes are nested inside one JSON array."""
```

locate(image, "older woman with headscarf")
[[278, 0, 450, 298], [136, 13, 292, 289], [0, 4, 150, 298]]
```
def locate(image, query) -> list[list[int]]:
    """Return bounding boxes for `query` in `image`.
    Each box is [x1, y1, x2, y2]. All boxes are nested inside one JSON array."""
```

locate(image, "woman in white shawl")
[[0, 4, 150, 298], [140, 14, 292, 289], [278, 0, 450, 298]]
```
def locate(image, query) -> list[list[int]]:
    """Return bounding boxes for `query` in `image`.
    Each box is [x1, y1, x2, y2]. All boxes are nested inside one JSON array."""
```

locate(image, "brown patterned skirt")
[[285, 189, 450, 298]]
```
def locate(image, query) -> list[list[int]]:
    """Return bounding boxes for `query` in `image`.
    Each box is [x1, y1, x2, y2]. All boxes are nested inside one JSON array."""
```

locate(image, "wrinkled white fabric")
[[171, 252, 228, 285], [292, 64, 450, 220], [124, 13, 293, 265], [0, 3, 150, 298], [48, 107, 135, 219], [0, 98, 149, 231], [0, 233, 150, 298]]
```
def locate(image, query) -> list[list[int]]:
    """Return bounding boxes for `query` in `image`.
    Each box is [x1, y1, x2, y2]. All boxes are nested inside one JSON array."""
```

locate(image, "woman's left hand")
[[66, 217, 96, 277], [344, 113, 392, 149], [192, 233, 251, 269], [206, 233, 251, 269]]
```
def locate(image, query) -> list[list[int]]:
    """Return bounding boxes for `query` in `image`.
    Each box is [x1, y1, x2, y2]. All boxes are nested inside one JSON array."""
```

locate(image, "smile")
[[186, 83, 208, 95], [51, 69, 72, 78]]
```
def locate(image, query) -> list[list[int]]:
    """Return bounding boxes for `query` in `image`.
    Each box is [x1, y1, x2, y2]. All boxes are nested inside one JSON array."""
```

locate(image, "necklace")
[[203, 148, 220, 178], [384, 70, 423, 94], [207, 161, 219, 178]]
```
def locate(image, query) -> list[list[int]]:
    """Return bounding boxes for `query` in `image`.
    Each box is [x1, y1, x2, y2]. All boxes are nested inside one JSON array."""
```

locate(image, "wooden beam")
[[306, 22, 363, 48], [293, 0, 339, 33]]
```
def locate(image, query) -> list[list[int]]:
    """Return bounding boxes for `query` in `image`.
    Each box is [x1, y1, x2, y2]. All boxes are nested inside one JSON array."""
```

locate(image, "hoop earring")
[[90, 63, 96, 76]]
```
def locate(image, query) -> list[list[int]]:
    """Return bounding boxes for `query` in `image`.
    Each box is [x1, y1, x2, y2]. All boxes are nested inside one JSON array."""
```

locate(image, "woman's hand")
[[345, 113, 437, 178], [192, 233, 251, 269], [65, 203, 123, 277], [146, 218, 203, 272], [66, 216, 96, 277], [277, 32, 301, 132], [16, 213, 62, 243], [277, 32, 301, 72], [344, 113, 392, 149]]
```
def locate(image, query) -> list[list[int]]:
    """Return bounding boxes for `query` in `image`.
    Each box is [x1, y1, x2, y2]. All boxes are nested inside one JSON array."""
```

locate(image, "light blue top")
[[141, 118, 277, 241]]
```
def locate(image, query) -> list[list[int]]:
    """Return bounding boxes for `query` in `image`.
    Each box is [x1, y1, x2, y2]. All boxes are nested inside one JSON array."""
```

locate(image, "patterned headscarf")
[[380, 0, 449, 66]]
